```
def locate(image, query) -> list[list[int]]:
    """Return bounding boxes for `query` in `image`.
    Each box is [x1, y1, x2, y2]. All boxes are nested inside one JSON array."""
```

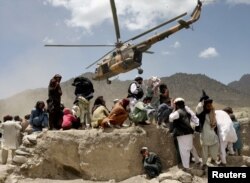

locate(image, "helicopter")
[[45, 0, 202, 84]]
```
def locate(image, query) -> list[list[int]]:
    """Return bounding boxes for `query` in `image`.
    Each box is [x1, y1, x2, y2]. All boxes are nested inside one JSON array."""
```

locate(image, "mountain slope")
[[0, 72, 250, 119], [228, 74, 250, 95], [161, 73, 250, 108]]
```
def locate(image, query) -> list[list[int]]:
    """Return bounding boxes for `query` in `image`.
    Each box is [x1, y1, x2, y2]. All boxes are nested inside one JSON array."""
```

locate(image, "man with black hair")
[[72, 76, 94, 101], [72, 76, 94, 128], [157, 95, 173, 128], [196, 90, 219, 169], [127, 76, 144, 112], [169, 98, 195, 171], [159, 83, 171, 105], [47, 74, 63, 130], [140, 147, 162, 178]]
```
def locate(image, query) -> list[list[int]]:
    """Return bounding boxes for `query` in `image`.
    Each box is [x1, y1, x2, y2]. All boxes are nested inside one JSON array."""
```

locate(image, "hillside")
[[228, 74, 250, 95], [161, 73, 250, 108], [0, 72, 250, 119]]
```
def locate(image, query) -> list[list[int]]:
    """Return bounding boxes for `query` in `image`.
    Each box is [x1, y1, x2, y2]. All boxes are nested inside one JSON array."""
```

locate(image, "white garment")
[[215, 110, 237, 143], [177, 134, 193, 168], [196, 102, 218, 146], [219, 138, 228, 164], [73, 96, 91, 126], [128, 97, 138, 113], [130, 83, 138, 94], [185, 106, 199, 127], [0, 121, 22, 150], [169, 106, 198, 126], [227, 143, 235, 155], [169, 110, 179, 122], [191, 145, 200, 163]]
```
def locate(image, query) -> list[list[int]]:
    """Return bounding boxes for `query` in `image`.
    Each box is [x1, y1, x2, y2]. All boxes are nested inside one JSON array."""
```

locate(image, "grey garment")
[[200, 115, 219, 146], [0, 121, 22, 150], [201, 143, 219, 165]]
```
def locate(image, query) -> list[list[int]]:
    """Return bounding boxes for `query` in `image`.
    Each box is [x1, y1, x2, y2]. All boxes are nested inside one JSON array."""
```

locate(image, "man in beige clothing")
[[0, 115, 22, 164]]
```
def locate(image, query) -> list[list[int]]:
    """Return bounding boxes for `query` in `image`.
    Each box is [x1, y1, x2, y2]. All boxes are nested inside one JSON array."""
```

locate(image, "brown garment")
[[209, 108, 217, 129], [21, 120, 29, 131], [101, 102, 128, 128]]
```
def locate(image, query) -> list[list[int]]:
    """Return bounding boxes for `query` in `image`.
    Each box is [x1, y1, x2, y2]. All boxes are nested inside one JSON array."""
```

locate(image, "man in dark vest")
[[72, 76, 94, 128], [169, 98, 194, 171], [127, 76, 144, 113]]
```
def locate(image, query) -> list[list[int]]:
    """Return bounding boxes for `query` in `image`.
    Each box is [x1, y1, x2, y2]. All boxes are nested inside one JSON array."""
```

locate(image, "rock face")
[[20, 126, 177, 181], [18, 119, 250, 182], [239, 119, 250, 156]]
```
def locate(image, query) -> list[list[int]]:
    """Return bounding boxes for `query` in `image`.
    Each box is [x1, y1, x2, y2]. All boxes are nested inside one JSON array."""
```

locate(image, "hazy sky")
[[0, 0, 250, 99]]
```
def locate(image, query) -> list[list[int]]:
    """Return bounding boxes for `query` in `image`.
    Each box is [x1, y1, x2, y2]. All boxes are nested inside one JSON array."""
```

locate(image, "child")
[[230, 114, 242, 155], [62, 108, 78, 130]]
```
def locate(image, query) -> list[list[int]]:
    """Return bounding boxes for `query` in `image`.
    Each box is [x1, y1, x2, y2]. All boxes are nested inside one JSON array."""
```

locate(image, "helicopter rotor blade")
[[110, 0, 121, 44], [85, 48, 115, 69], [44, 44, 115, 47], [123, 12, 187, 44]]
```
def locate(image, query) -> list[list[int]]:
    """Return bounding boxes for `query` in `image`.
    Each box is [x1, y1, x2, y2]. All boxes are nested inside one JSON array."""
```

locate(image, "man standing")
[[0, 115, 22, 164], [47, 74, 63, 130], [196, 90, 219, 169], [169, 98, 195, 171], [140, 147, 162, 178], [127, 76, 144, 112], [72, 76, 94, 128]]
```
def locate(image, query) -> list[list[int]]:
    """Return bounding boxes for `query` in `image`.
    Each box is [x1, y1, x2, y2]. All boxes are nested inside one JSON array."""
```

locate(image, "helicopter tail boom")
[[134, 0, 202, 52]]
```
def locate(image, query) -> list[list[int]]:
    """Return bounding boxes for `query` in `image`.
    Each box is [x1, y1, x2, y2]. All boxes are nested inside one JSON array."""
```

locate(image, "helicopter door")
[[101, 63, 110, 74], [133, 49, 142, 64]]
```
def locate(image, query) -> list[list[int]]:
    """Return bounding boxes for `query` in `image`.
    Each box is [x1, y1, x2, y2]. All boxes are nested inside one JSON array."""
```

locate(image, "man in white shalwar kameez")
[[215, 110, 237, 166], [0, 115, 22, 164], [196, 90, 219, 169], [169, 98, 198, 170]]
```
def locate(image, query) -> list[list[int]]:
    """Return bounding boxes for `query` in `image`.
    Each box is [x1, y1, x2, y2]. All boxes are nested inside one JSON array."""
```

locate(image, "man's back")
[[1, 120, 22, 150]]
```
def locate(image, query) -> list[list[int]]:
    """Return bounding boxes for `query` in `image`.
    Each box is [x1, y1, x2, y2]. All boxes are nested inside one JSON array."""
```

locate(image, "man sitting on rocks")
[[101, 98, 130, 129], [140, 146, 162, 179]]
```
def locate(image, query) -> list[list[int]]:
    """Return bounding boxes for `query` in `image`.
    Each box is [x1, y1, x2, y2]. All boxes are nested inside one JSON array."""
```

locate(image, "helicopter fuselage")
[[92, 45, 143, 80]]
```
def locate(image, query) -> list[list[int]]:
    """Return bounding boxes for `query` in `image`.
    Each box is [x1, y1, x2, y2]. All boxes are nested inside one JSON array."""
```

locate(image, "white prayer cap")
[[174, 97, 185, 104]]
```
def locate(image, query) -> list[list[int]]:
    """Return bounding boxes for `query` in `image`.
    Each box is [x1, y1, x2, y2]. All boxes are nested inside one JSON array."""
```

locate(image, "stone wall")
[[20, 126, 177, 181], [19, 119, 250, 182]]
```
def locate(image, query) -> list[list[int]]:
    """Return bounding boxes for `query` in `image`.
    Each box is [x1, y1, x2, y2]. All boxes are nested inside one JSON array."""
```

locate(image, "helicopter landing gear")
[[107, 79, 112, 84], [137, 67, 143, 74]]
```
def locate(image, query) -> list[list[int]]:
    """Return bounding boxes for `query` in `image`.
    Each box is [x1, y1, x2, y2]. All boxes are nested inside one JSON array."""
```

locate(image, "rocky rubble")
[[0, 118, 250, 183]]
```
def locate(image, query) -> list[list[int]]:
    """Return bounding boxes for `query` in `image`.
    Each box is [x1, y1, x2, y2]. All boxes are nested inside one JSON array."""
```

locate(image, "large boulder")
[[20, 126, 177, 181], [17, 119, 250, 182]]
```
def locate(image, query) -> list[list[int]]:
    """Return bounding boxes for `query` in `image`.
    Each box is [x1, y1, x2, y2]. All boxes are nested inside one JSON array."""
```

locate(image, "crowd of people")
[[0, 74, 243, 178]]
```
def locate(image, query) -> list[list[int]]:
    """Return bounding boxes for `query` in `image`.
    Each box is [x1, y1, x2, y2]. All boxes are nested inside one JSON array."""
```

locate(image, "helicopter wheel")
[[107, 79, 112, 84], [138, 68, 143, 74]]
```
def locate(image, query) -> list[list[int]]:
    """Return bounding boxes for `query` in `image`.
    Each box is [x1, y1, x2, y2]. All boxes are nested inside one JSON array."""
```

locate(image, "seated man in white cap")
[[140, 146, 162, 178]]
